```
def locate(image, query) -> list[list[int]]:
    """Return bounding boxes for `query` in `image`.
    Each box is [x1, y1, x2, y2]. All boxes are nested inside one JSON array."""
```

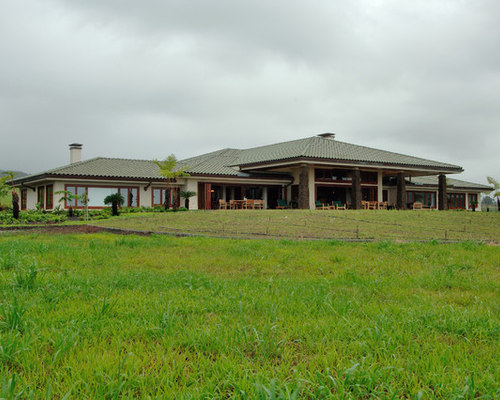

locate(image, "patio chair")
[[413, 202, 423, 210], [253, 200, 264, 209], [362, 201, 369, 210], [333, 201, 346, 210], [243, 199, 255, 209], [315, 200, 330, 210], [276, 199, 291, 209], [219, 199, 228, 210], [379, 201, 388, 210]]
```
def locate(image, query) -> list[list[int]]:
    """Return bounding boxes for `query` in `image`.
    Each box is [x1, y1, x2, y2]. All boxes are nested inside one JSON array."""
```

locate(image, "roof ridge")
[[301, 136, 318, 157]]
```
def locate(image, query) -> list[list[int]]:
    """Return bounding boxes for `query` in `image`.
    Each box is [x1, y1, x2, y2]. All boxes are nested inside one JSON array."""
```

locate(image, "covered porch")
[[196, 182, 286, 210]]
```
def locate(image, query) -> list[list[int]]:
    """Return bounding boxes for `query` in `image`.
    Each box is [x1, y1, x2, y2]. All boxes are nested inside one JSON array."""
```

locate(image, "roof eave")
[[235, 157, 463, 174]]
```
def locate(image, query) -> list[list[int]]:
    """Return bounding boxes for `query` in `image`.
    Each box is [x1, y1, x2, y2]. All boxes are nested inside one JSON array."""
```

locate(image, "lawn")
[[0, 233, 498, 398], [92, 209, 500, 242]]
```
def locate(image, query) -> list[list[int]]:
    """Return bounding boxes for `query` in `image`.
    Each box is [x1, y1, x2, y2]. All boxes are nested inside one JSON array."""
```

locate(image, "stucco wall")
[[184, 179, 198, 210]]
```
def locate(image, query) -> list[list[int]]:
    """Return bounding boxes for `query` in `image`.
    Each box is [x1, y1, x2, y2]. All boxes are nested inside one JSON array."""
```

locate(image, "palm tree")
[[104, 193, 124, 216], [179, 190, 196, 210], [154, 155, 190, 211], [55, 190, 79, 217], [487, 176, 500, 211]]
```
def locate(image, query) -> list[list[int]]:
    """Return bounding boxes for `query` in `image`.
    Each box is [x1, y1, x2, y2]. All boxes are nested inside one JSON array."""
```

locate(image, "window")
[[37, 186, 45, 209], [448, 193, 466, 209], [88, 187, 118, 207], [152, 188, 166, 206], [45, 185, 53, 209], [64, 185, 140, 208], [360, 172, 377, 184], [468, 194, 478, 209], [66, 186, 77, 207], [21, 189, 27, 210], [76, 187, 86, 207], [315, 169, 352, 182], [119, 188, 138, 207], [407, 191, 436, 208]]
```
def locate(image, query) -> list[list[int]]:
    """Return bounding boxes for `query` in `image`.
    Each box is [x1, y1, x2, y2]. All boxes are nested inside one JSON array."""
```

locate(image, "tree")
[[55, 190, 79, 218], [0, 172, 18, 218], [0, 176, 10, 207], [179, 190, 196, 210], [154, 155, 190, 211], [104, 193, 124, 216], [486, 176, 500, 211]]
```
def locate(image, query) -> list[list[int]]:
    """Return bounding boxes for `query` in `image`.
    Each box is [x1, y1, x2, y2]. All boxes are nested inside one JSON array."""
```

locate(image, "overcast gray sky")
[[1, 0, 499, 184]]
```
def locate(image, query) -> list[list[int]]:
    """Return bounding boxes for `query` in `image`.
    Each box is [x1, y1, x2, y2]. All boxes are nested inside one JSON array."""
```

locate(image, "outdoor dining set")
[[315, 200, 389, 210], [219, 199, 265, 210], [218, 199, 395, 210]]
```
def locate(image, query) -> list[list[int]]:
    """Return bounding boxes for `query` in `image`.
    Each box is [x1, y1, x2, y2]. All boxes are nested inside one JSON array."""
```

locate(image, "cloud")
[[0, 0, 498, 184]]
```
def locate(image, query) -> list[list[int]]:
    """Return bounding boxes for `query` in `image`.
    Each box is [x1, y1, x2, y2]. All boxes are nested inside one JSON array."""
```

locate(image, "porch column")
[[438, 174, 448, 210], [465, 192, 469, 210], [203, 183, 212, 210], [351, 168, 362, 209], [396, 172, 406, 210], [298, 165, 309, 209], [222, 186, 226, 201], [263, 187, 268, 209], [308, 167, 315, 210], [377, 171, 383, 202]]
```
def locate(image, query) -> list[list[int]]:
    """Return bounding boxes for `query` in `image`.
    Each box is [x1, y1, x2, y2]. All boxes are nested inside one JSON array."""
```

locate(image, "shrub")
[[0, 210, 67, 225]]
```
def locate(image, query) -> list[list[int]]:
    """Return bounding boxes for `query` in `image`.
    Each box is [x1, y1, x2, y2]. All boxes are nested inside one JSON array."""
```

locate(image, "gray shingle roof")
[[178, 149, 243, 176], [12, 150, 247, 184], [234, 136, 462, 171], [409, 176, 492, 191], [13, 135, 466, 184]]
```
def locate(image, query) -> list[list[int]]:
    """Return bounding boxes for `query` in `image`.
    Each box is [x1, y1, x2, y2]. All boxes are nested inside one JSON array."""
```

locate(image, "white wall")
[[185, 179, 198, 210]]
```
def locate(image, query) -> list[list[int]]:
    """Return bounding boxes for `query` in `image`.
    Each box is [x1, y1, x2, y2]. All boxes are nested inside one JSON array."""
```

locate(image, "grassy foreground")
[[92, 209, 500, 242], [0, 233, 498, 398]]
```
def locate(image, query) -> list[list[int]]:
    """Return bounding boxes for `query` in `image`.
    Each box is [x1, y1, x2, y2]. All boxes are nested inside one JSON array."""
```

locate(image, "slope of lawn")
[[0, 233, 498, 398], [92, 209, 500, 242]]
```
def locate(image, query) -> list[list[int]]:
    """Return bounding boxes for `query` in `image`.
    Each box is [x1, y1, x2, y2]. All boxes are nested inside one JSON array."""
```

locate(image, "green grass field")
[[92, 209, 500, 242], [0, 233, 498, 398]]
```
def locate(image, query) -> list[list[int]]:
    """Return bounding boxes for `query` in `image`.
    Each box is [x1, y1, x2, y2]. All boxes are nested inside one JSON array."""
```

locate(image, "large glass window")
[[407, 191, 436, 208], [66, 186, 77, 207], [119, 188, 138, 207], [88, 187, 118, 207], [65, 185, 139, 208], [76, 187, 86, 207], [315, 169, 352, 182]]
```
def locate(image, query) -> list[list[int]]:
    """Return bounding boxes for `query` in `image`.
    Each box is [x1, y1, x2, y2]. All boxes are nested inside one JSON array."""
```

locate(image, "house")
[[11, 135, 491, 211]]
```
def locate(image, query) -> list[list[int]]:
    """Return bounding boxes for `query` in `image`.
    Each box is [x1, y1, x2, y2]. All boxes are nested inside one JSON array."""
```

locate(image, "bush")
[[0, 205, 188, 225], [0, 210, 67, 225]]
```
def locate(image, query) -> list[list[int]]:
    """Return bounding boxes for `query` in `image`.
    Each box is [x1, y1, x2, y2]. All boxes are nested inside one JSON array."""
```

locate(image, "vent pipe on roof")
[[69, 143, 82, 164], [317, 133, 335, 139]]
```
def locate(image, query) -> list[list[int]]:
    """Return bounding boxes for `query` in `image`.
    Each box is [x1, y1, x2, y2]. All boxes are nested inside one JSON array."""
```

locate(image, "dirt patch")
[[0, 224, 107, 235]]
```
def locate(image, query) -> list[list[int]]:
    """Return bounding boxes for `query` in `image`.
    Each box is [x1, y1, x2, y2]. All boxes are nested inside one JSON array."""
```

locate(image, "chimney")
[[317, 133, 335, 139], [69, 143, 82, 164]]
